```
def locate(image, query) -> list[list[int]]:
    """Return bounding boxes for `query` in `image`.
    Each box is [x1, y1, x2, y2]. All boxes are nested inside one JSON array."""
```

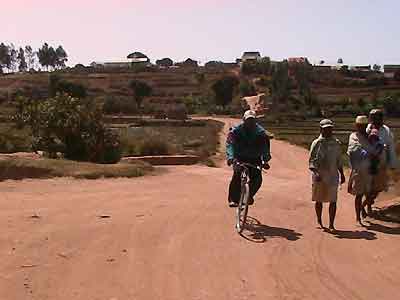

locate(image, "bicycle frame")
[[234, 161, 263, 233]]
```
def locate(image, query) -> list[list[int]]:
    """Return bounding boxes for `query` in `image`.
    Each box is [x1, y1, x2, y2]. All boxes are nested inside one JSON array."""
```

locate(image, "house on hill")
[[350, 65, 371, 72], [313, 65, 333, 72], [90, 61, 130, 69], [175, 58, 198, 68], [241, 52, 261, 63], [156, 58, 174, 68], [384, 65, 400, 78], [288, 57, 308, 64], [127, 52, 151, 67]]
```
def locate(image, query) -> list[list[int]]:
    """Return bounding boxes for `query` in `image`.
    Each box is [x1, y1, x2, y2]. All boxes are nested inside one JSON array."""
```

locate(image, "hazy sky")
[[3, 0, 399, 66]]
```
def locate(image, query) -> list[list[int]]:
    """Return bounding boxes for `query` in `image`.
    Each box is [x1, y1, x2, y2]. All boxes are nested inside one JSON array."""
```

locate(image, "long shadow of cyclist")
[[240, 216, 302, 243]]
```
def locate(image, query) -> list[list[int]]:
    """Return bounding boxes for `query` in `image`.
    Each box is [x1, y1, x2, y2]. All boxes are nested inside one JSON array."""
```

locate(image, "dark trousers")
[[228, 167, 262, 203]]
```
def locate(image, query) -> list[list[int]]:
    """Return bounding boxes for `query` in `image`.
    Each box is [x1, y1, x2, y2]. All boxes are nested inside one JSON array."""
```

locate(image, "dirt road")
[[1, 118, 399, 300]]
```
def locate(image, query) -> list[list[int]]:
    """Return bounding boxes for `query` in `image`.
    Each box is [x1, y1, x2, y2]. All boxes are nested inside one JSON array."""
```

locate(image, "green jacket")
[[226, 123, 271, 163]]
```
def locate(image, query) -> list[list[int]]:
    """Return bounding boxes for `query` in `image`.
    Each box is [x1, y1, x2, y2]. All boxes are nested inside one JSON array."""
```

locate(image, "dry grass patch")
[[0, 157, 152, 181]]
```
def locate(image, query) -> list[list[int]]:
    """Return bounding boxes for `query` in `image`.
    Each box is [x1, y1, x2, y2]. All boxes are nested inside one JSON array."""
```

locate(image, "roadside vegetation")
[[0, 157, 152, 180]]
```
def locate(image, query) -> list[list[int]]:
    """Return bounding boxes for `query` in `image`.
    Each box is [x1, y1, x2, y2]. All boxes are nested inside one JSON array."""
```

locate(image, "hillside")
[[0, 68, 236, 113], [1, 66, 400, 119]]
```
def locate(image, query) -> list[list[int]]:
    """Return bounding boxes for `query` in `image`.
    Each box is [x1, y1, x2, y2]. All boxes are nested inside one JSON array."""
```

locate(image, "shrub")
[[166, 104, 188, 120], [0, 131, 31, 153], [103, 96, 119, 114], [101, 130, 122, 164], [14, 94, 121, 163], [49, 74, 87, 98], [377, 96, 400, 117], [138, 138, 170, 156], [129, 80, 152, 108], [152, 110, 167, 119], [103, 96, 137, 114], [212, 76, 240, 108], [241, 57, 271, 75], [239, 79, 257, 97], [255, 76, 270, 87]]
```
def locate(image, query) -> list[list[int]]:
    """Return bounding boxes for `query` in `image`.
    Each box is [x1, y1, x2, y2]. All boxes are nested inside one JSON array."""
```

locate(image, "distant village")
[[88, 51, 400, 79]]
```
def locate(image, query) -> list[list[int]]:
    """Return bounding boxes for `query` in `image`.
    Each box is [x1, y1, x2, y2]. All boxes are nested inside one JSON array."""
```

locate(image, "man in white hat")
[[226, 110, 271, 207], [364, 109, 398, 214], [367, 109, 397, 169], [309, 119, 345, 231]]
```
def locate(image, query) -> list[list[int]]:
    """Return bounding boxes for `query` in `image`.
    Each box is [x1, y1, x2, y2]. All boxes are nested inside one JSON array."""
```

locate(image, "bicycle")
[[234, 161, 265, 233]]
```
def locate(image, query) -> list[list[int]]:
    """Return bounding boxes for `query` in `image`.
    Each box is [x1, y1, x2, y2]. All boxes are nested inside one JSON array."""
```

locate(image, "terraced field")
[[261, 117, 400, 152]]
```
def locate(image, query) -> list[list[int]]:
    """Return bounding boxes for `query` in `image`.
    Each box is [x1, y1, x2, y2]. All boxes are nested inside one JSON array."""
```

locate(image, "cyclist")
[[226, 110, 271, 207]]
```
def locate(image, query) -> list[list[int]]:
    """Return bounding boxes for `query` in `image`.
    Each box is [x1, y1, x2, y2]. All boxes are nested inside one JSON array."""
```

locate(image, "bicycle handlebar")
[[234, 161, 268, 172]]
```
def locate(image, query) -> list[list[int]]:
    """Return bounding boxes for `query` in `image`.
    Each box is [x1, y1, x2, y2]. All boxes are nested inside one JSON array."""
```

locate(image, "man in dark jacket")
[[226, 110, 271, 207]]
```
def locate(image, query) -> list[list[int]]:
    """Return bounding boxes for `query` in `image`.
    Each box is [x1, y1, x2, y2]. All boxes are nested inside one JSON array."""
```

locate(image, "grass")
[[0, 122, 32, 153], [119, 120, 223, 159], [261, 117, 400, 150], [0, 116, 223, 162], [0, 157, 153, 181], [260, 117, 400, 169]]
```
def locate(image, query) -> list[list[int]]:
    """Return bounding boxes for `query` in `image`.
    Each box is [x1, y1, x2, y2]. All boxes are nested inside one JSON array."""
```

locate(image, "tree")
[[25, 46, 36, 70], [337, 58, 343, 64], [49, 74, 87, 98], [156, 57, 173, 67], [373, 64, 381, 72], [239, 79, 257, 97], [48, 46, 57, 69], [14, 94, 121, 163], [38, 43, 50, 70], [211, 76, 240, 108], [394, 70, 400, 81], [241, 56, 271, 75], [270, 61, 291, 103], [0, 43, 11, 72], [259, 56, 271, 75], [38, 43, 57, 70], [205, 61, 224, 69], [129, 80, 152, 108], [9, 44, 18, 72], [291, 60, 312, 97], [55, 46, 68, 69], [17, 47, 27, 72]]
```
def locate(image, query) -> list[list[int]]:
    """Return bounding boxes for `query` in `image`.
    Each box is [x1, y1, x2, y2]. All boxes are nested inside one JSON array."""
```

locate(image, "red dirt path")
[[0, 118, 399, 300]]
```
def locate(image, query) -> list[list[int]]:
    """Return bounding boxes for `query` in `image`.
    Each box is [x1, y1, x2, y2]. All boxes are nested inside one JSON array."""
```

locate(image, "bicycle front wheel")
[[236, 182, 249, 233]]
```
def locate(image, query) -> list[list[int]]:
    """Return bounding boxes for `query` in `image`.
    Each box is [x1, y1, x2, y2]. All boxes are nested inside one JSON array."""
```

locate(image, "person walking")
[[347, 116, 372, 225], [309, 119, 346, 231], [364, 109, 398, 214]]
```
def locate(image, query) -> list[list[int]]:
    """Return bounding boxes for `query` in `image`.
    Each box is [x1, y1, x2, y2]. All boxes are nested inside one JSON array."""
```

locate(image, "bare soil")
[[0, 118, 399, 300]]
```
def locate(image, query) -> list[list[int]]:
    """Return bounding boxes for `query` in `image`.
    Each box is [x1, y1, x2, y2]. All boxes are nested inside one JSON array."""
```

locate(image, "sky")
[[2, 0, 399, 66]]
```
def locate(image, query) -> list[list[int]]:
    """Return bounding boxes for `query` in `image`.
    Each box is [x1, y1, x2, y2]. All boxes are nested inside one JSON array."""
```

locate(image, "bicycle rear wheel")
[[236, 182, 249, 233]]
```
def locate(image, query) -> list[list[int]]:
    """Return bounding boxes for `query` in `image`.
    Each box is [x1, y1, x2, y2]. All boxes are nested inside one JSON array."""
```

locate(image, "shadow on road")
[[373, 204, 400, 224], [331, 230, 377, 240], [240, 216, 302, 243], [364, 221, 400, 235]]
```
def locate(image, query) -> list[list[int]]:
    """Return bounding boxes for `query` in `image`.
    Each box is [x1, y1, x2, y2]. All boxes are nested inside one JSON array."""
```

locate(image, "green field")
[[261, 117, 400, 151]]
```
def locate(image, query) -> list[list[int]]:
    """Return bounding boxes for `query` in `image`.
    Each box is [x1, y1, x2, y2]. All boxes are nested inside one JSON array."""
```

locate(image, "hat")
[[320, 119, 334, 128], [355, 115, 368, 125], [369, 109, 383, 116], [243, 110, 256, 120]]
